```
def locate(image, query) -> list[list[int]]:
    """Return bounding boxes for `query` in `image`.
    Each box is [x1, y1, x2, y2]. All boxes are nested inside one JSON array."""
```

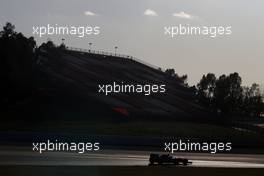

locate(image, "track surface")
[[1, 148, 264, 168]]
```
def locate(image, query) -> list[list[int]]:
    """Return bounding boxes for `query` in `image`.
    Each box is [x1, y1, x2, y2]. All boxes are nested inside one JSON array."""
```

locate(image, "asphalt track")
[[1, 148, 264, 168]]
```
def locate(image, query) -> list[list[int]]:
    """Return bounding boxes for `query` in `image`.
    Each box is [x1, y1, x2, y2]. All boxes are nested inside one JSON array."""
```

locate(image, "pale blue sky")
[[0, 0, 263, 86]]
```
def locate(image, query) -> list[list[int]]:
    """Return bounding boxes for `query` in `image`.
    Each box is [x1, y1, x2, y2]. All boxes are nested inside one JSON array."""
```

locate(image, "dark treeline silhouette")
[[197, 72, 264, 117], [0, 22, 36, 105], [0, 22, 65, 106]]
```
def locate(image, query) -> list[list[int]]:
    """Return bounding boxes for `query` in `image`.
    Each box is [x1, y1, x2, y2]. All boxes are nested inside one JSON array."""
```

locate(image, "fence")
[[66, 46, 164, 72], [66, 46, 133, 59]]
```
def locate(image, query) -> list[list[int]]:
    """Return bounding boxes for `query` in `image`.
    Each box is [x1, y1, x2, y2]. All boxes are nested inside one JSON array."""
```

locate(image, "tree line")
[[0, 22, 36, 105], [165, 68, 264, 118], [197, 73, 264, 117]]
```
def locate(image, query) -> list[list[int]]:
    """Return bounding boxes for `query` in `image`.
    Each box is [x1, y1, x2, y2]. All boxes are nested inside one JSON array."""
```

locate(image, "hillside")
[[35, 46, 207, 119]]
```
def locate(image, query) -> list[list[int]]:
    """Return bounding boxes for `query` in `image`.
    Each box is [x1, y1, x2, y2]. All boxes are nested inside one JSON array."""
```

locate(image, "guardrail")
[[66, 46, 133, 59], [66, 46, 164, 72]]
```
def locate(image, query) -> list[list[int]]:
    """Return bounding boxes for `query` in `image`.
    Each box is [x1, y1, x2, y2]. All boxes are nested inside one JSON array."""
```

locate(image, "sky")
[[0, 0, 263, 86]]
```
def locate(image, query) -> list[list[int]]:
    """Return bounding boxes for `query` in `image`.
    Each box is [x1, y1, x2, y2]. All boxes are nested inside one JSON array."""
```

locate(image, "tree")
[[0, 22, 36, 104], [165, 68, 188, 85], [197, 73, 216, 108], [0, 22, 15, 38], [227, 72, 243, 113], [179, 74, 188, 85], [197, 72, 264, 117], [165, 69, 176, 77], [242, 83, 263, 117], [59, 43, 66, 50]]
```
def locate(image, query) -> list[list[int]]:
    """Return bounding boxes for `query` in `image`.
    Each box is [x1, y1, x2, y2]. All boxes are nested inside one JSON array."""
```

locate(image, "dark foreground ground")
[[1, 166, 264, 176]]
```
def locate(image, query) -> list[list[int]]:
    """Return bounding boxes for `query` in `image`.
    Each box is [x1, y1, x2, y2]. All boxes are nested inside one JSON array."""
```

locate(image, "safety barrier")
[[66, 46, 164, 72]]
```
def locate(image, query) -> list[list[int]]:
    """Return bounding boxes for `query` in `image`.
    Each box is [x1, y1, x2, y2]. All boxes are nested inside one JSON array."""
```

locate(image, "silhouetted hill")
[[35, 47, 207, 119]]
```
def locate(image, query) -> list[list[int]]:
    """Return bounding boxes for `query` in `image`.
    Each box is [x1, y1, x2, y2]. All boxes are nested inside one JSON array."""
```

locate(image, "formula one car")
[[149, 154, 192, 166]]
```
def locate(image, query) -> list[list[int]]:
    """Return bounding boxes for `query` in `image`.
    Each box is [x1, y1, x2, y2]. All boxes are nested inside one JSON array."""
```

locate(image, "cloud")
[[84, 11, 97, 16], [173, 11, 195, 19], [144, 9, 158, 16]]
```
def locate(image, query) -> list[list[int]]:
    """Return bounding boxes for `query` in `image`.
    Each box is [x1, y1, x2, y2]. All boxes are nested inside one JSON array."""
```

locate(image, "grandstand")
[[36, 46, 207, 119]]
